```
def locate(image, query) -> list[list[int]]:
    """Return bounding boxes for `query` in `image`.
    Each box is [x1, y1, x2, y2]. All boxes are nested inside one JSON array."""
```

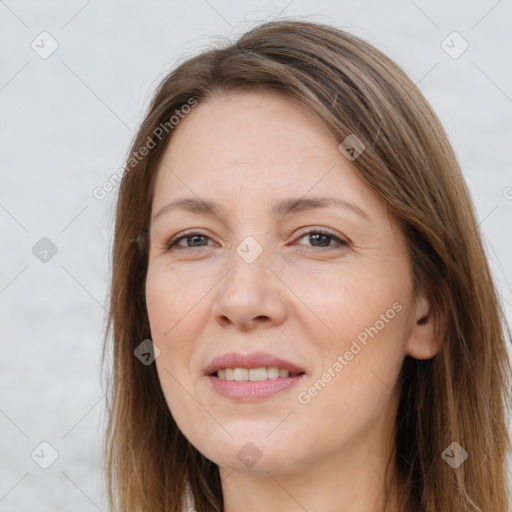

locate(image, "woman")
[[102, 19, 512, 512]]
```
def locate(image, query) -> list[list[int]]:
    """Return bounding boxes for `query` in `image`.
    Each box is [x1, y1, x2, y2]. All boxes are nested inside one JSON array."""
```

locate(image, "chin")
[[189, 433, 306, 475]]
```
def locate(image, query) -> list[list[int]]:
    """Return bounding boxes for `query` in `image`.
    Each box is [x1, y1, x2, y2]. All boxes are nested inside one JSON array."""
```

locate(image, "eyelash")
[[165, 228, 348, 252]]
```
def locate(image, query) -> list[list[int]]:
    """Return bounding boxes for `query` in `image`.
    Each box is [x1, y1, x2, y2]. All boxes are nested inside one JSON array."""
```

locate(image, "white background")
[[1, 1, 511, 510]]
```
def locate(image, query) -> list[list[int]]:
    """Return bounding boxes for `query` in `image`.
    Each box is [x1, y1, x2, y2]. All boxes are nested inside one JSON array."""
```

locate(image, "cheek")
[[145, 265, 210, 340], [145, 272, 196, 390], [145, 271, 200, 427], [294, 267, 407, 402], [290, 261, 402, 343]]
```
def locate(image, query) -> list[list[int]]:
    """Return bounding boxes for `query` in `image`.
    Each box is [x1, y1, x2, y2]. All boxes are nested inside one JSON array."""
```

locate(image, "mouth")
[[204, 351, 306, 401], [204, 351, 306, 377], [213, 367, 304, 380]]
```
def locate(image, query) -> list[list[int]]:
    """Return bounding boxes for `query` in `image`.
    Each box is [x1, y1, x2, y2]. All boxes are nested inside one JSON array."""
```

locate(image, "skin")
[[145, 90, 442, 512]]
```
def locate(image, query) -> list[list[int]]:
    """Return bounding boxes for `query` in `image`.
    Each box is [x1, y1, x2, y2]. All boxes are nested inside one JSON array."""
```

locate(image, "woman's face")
[[145, 91, 435, 475]]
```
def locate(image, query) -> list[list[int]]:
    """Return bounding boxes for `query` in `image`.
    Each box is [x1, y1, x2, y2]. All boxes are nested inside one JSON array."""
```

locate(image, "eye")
[[165, 228, 348, 252], [166, 230, 215, 251], [294, 228, 348, 249]]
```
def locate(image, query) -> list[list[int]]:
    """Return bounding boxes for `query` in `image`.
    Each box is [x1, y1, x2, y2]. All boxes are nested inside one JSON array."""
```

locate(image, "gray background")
[[1, 0, 511, 510]]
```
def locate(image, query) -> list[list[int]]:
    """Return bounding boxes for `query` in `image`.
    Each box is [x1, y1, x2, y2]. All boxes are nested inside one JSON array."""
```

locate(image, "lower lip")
[[207, 375, 303, 400]]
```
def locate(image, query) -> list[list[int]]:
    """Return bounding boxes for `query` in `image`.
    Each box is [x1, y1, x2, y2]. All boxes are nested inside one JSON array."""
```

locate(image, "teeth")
[[233, 368, 249, 381], [267, 366, 280, 379], [215, 366, 297, 380], [249, 368, 267, 381]]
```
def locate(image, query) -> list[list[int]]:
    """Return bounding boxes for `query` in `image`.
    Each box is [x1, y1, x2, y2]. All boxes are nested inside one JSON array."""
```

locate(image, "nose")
[[212, 240, 288, 332]]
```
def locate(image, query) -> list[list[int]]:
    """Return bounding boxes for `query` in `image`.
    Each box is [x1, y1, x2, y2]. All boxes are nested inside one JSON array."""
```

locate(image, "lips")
[[204, 351, 307, 400], [204, 351, 306, 377]]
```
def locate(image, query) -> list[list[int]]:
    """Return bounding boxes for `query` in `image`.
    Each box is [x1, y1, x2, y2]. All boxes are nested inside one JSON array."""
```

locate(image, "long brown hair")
[[102, 18, 512, 512]]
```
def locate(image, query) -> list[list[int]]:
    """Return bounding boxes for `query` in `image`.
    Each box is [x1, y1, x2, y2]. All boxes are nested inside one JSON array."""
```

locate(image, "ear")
[[405, 288, 446, 360]]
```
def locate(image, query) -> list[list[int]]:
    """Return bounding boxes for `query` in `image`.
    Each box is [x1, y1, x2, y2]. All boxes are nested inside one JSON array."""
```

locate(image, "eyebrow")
[[152, 196, 370, 223]]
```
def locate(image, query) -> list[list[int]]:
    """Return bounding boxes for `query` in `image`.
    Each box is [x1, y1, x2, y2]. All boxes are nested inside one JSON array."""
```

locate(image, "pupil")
[[311, 233, 329, 247], [190, 235, 205, 247]]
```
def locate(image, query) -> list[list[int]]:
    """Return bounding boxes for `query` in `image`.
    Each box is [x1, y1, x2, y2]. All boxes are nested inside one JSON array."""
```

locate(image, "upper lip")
[[204, 351, 306, 376]]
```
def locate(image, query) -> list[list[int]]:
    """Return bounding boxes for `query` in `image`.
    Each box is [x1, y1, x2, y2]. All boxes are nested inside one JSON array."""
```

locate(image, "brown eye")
[[295, 229, 347, 249]]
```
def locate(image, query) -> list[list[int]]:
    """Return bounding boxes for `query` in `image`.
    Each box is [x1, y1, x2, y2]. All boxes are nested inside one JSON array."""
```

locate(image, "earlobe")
[[405, 292, 446, 360]]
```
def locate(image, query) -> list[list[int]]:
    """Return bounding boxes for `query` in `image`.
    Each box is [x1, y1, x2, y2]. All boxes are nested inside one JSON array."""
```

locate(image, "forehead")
[[159, 90, 339, 170], [150, 90, 388, 227]]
